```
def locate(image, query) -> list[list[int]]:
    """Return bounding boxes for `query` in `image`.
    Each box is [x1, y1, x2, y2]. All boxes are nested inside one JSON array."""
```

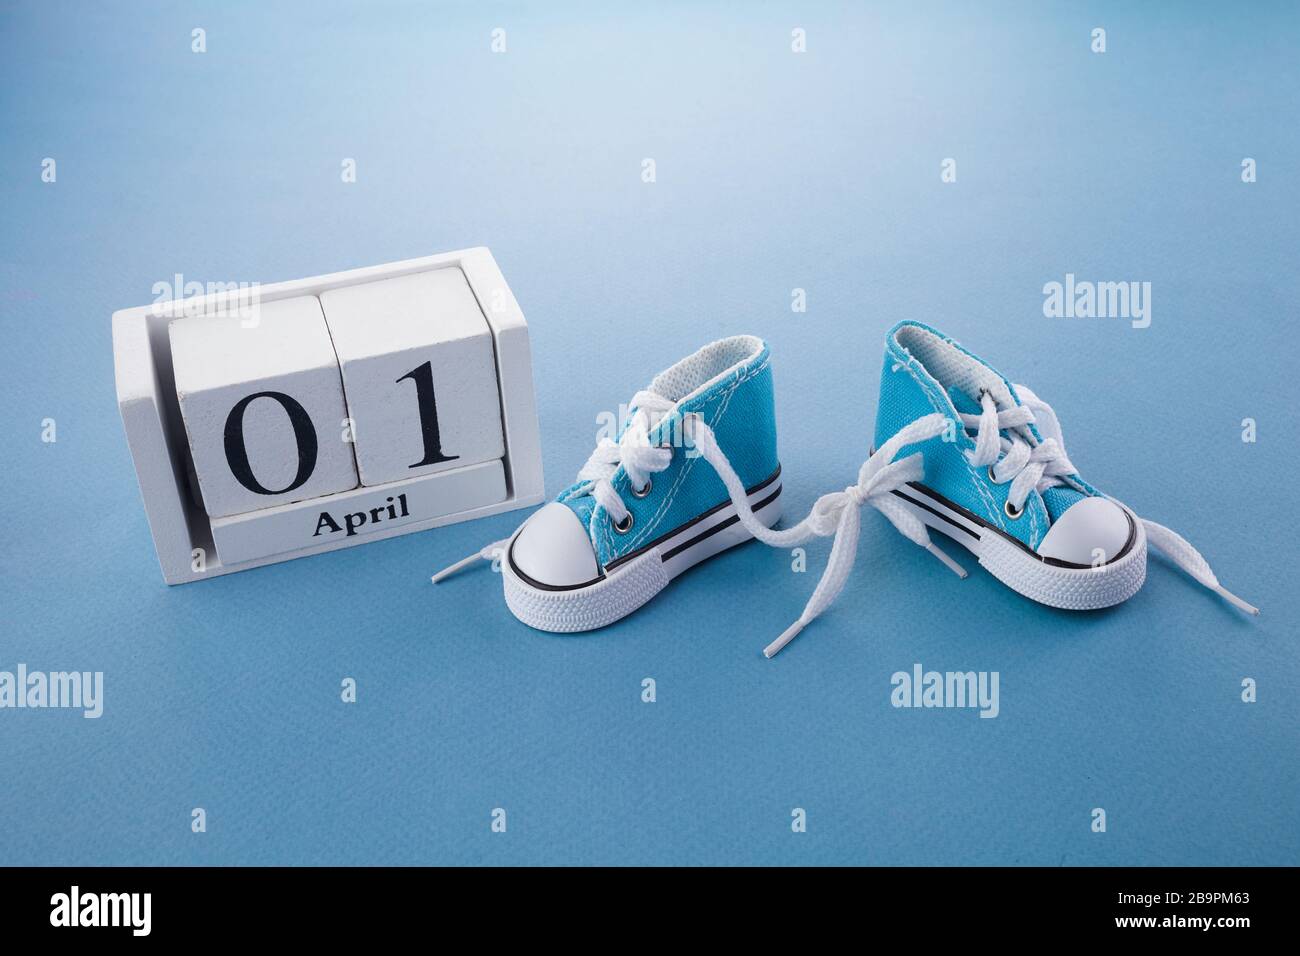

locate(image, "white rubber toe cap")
[[1036, 496, 1132, 566], [510, 502, 601, 587]]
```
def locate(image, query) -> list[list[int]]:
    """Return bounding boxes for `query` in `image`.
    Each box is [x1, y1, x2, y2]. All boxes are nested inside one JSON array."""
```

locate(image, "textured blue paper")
[[1, 0, 1296, 866]]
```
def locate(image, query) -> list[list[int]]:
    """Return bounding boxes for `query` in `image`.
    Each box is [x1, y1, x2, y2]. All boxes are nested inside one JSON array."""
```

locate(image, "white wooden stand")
[[112, 248, 544, 584]]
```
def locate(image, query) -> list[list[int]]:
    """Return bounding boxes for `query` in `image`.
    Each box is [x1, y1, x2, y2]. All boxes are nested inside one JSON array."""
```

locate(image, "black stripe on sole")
[[891, 489, 980, 542], [898, 481, 1137, 570], [659, 486, 782, 563], [603, 465, 783, 572], [508, 465, 784, 592]]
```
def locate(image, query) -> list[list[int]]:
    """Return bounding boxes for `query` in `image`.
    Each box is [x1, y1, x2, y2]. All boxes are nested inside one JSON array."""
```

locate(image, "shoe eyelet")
[[613, 512, 634, 534], [986, 466, 1002, 484], [1004, 499, 1023, 519], [631, 478, 653, 499]]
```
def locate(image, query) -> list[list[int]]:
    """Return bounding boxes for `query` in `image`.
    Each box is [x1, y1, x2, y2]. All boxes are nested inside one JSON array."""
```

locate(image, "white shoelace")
[[688, 412, 966, 657], [435, 387, 1257, 654]]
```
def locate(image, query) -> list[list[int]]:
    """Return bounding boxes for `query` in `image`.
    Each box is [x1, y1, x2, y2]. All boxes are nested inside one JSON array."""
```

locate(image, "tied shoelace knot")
[[689, 412, 966, 657]]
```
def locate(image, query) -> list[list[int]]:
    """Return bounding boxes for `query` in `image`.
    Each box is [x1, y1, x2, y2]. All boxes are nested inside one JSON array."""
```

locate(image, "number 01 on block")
[[113, 248, 544, 584]]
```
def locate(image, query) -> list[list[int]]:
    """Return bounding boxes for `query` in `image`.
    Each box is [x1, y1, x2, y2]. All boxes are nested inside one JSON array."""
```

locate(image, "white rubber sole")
[[502, 472, 784, 632], [891, 483, 1148, 610]]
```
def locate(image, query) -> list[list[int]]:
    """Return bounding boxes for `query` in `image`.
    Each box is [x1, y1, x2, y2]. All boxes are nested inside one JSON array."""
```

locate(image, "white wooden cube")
[[113, 248, 544, 584], [319, 268, 504, 486], [169, 295, 360, 518]]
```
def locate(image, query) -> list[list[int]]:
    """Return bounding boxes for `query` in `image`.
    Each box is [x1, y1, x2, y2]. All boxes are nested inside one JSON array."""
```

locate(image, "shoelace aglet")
[[1213, 583, 1259, 616], [763, 619, 806, 659], [925, 542, 967, 579], [431, 551, 483, 583], [432, 540, 507, 584]]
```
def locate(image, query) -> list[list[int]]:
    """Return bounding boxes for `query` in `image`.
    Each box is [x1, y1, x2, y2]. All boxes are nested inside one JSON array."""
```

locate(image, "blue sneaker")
[[862, 321, 1258, 624], [435, 336, 784, 631], [738, 321, 1257, 658]]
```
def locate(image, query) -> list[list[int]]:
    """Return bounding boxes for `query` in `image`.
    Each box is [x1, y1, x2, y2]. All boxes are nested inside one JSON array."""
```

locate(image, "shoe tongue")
[[946, 386, 983, 415]]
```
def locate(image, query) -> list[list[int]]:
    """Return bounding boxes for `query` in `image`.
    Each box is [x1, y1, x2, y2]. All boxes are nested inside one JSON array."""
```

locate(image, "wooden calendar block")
[[169, 295, 360, 518], [319, 268, 505, 486], [113, 247, 545, 584]]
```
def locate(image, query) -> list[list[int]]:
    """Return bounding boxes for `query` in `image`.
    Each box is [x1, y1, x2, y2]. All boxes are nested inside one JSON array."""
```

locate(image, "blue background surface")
[[2, 0, 1297, 865]]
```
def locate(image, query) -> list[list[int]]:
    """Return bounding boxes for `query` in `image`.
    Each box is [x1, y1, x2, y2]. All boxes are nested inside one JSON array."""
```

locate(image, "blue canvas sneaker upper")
[[875, 320, 1115, 559], [511, 335, 780, 584]]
